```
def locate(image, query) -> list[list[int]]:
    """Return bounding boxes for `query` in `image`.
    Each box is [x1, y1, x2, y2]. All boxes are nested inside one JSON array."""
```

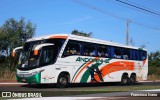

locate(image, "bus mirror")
[[34, 50, 38, 56], [12, 51, 16, 57], [33, 43, 54, 56], [12, 46, 23, 57]]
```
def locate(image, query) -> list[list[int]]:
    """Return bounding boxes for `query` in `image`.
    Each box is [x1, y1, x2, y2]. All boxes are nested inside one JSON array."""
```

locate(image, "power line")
[[132, 21, 160, 31], [125, 0, 160, 14], [116, 0, 160, 17], [71, 0, 125, 21], [71, 0, 160, 31], [105, 0, 160, 17]]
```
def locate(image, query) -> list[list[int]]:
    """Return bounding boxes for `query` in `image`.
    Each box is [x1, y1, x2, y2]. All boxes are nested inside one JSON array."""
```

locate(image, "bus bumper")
[[16, 72, 41, 84]]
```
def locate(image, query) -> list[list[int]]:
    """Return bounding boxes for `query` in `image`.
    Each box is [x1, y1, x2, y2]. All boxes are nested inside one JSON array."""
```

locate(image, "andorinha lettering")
[[76, 57, 110, 63]]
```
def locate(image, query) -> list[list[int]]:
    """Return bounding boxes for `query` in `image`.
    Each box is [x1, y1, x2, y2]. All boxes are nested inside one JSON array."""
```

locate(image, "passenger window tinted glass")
[[142, 51, 147, 60], [83, 43, 96, 56], [40, 46, 55, 66], [136, 50, 141, 60], [97, 45, 109, 57], [132, 50, 141, 60], [122, 49, 130, 59], [62, 41, 80, 57], [114, 48, 122, 59]]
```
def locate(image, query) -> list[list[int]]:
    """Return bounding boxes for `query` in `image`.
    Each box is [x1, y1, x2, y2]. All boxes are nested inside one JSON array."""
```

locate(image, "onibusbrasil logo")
[[1, 92, 42, 98]]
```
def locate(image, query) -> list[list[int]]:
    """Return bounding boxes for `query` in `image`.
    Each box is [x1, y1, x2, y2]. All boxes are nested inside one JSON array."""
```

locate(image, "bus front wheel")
[[57, 73, 68, 88]]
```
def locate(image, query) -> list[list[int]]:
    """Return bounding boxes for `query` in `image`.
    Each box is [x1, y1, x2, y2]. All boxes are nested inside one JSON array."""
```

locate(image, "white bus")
[[12, 34, 148, 88]]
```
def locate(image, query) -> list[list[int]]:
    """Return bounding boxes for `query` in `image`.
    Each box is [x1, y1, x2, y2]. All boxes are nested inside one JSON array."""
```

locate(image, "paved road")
[[0, 81, 160, 91]]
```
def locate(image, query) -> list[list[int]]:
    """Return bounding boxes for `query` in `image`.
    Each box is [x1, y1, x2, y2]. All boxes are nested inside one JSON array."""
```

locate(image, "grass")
[[0, 67, 16, 80], [148, 74, 160, 81]]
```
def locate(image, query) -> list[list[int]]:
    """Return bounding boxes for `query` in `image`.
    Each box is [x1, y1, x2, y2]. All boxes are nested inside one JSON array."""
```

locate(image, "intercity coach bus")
[[12, 34, 148, 88]]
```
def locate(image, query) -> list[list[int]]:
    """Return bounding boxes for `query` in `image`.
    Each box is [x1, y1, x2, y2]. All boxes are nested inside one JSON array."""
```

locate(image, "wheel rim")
[[130, 77, 135, 84], [59, 77, 67, 85], [123, 78, 127, 84]]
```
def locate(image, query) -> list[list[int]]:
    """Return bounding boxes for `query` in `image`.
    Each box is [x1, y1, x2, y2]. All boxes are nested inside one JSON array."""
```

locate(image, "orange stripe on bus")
[[143, 60, 146, 65], [49, 36, 68, 39], [73, 57, 99, 83], [94, 61, 134, 82]]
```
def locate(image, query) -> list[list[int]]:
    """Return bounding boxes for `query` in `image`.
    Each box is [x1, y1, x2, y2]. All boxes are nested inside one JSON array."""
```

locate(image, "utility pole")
[[126, 19, 130, 46]]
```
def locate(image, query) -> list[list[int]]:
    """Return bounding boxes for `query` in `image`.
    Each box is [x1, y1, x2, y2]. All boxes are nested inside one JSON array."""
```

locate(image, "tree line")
[[148, 51, 160, 76], [0, 17, 36, 79]]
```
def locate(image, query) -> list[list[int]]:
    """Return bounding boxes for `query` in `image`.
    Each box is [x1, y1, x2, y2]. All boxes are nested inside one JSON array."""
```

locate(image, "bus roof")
[[26, 34, 146, 51], [26, 34, 68, 42], [69, 34, 146, 50]]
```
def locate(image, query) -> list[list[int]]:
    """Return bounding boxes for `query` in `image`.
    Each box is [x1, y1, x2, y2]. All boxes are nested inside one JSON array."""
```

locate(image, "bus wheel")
[[57, 73, 68, 88], [130, 74, 136, 85], [121, 74, 128, 86]]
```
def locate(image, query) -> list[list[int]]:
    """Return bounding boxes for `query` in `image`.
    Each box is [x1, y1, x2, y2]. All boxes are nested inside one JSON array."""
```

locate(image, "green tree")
[[148, 51, 160, 67], [0, 17, 36, 78], [0, 17, 36, 57], [71, 30, 93, 37], [148, 51, 160, 75]]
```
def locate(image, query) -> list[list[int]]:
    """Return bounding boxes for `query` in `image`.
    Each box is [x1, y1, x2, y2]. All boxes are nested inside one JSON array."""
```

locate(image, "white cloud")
[[63, 16, 93, 25]]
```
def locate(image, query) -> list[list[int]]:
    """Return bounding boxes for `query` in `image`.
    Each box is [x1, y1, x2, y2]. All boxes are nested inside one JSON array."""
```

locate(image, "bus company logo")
[[2, 92, 11, 97], [76, 57, 111, 63]]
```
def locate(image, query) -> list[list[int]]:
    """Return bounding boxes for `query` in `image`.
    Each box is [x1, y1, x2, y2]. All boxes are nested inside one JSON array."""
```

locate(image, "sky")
[[0, 0, 160, 53]]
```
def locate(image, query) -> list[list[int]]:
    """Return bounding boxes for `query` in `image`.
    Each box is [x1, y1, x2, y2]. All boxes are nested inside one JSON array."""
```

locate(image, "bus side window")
[[110, 46, 114, 58], [62, 41, 80, 57], [107, 47, 112, 58], [142, 51, 147, 60], [130, 50, 133, 60], [122, 49, 130, 60], [114, 48, 122, 59], [137, 50, 141, 60], [83, 43, 96, 57], [97, 45, 108, 57], [133, 50, 141, 60]]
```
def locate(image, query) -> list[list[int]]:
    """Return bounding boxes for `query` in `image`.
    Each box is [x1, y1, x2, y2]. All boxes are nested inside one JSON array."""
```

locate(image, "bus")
[[12, 34, 148, 88]]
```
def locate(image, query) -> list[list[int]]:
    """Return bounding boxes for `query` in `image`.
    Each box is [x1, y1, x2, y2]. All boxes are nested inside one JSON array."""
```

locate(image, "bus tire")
[[57, 73, 68, 88], [130, 74, 136, 85], [121, 74, 128, 86]]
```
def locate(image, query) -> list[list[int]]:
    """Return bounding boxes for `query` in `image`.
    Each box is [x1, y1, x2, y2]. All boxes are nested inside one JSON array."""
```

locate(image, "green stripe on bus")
[[16, 72, 41, 84], [71, 62, 87, 83], [80, 63, 102, 83]]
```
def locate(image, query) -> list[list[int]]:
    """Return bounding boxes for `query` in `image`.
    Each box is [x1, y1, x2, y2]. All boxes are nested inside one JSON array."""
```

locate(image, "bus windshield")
[[18, 49, 40, 70], [17, 39, 65, 70]]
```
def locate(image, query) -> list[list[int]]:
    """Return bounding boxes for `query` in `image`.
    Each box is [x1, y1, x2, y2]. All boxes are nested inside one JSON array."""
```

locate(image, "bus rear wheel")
[[121, 74, 128, 86], [57, 73, 68, 88], [130, 74, 136, 85]]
